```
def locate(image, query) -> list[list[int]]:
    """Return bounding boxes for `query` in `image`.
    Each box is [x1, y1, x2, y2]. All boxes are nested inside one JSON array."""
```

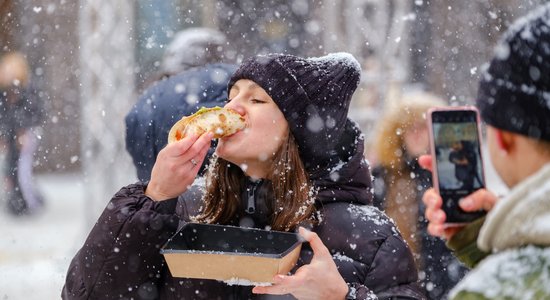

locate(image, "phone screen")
[[430, 108, 486, 223]]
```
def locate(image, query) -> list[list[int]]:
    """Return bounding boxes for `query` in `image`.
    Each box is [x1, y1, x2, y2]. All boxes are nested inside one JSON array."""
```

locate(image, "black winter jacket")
[[372, 160, 467, 299], [63, 122, 425, 300]]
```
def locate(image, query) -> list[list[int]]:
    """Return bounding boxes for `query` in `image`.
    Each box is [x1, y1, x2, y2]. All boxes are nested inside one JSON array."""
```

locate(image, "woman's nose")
[[224, 99, 246, 116]]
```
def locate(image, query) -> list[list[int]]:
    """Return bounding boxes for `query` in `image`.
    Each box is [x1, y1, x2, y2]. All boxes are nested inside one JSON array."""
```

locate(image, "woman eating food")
[[62, 53, 425, 300]]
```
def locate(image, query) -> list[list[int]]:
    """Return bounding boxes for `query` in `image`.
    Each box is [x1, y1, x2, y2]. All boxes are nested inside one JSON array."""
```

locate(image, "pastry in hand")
[[168, 106, 245, 143]]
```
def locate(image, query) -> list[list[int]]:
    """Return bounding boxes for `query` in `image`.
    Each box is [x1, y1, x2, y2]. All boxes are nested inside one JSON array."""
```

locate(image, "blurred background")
[[0, 0, 543, 298]]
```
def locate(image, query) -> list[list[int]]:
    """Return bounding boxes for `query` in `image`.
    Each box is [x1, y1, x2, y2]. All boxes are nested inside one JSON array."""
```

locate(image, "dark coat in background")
[[0, 84, 43, 164], [0, 83, 44, 214], [0, 85, 43, 134], [62, 123, 425, 300], [125, 63, 237, 181], [372, 159, 467, 300]]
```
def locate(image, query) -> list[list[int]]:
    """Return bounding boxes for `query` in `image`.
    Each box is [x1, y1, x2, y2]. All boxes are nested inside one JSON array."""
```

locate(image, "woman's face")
[[403, 121, 430, 158], [216, 79, 289, 178]]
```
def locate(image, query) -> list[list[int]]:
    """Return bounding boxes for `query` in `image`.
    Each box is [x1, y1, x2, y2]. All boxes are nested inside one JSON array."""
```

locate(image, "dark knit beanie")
[[477, 4, 550, 141], [228, 53, 361, 175]]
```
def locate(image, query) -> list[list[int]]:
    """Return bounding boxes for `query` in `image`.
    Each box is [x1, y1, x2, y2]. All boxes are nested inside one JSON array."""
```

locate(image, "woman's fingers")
[[252, 275, 296, 295], [167, 132, 213, 159], [162, 134, 200, 157], [298, 227, 331, 258], [418, 154, 433, 171], [188, 137, 212, 170], [253, 227, 349, 300], [145, 132, 213, 201]]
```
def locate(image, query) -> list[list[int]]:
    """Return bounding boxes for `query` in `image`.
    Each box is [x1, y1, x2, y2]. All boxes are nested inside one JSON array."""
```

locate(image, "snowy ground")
[[0, 172, 95, 299]]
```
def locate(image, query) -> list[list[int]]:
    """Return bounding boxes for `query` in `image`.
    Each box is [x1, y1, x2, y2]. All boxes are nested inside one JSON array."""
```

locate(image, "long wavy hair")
[[195, 132, 317, 231]]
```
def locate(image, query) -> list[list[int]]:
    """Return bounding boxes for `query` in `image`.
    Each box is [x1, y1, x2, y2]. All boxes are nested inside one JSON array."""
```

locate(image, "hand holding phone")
[[427, 107, 487, 224]]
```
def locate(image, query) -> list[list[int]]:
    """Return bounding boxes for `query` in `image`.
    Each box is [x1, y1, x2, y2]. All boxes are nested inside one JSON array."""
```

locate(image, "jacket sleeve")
[[316, 203, 426, 300], [62, 182, 180, 299], [333, 234, 426, 300], [361, 234, 426, 300], [446, 216, 489, 268]]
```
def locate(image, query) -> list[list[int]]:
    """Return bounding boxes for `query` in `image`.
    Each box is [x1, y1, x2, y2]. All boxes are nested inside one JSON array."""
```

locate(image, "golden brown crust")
[[168, 107, 245, 143]]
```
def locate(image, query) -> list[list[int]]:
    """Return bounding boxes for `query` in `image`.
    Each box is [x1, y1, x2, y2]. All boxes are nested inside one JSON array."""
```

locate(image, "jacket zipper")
[[246, 180, 260, 214]]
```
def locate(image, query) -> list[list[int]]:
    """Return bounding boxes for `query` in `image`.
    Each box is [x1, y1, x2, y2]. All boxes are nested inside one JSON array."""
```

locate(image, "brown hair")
[[195, 132, 316, 231]]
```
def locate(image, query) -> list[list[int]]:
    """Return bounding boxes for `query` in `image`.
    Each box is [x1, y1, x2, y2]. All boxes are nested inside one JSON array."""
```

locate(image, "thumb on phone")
[[459, 189, 497, 212]]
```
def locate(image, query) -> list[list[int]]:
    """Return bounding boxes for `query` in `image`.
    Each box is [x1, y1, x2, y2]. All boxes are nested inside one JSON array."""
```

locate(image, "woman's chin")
[[215, 143, 237, 162], [216, 153, 243, 169]]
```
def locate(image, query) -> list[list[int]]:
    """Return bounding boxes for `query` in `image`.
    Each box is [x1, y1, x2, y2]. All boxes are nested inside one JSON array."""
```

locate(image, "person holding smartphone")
[[421, 4, 550, 299]]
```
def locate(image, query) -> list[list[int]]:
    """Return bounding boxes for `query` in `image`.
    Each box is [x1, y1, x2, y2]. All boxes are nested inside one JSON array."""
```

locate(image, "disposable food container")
[[161, 223, 303, 285]]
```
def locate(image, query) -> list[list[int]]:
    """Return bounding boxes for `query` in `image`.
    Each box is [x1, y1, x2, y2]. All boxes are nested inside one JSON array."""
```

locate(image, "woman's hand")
[[145, 132, 213, 201], [252, 227, 349, 300], [419, 154, 498, 240]]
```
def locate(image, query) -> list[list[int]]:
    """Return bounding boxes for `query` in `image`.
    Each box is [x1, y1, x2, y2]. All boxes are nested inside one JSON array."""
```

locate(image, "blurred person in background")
[[0, 51, 44, 216], [421, 4, 550, 299], [125, 27, 237, 181], [370, 93, 468, 299], [159, 27, 229, 79], [63, 52, 425, 299]]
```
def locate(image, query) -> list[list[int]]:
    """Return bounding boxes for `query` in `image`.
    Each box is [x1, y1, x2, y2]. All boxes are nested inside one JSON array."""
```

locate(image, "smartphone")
[[427, 106, 486, 224]]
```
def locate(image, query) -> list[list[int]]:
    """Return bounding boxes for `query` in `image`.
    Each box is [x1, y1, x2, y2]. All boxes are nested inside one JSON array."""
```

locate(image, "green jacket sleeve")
[[446, 216, 490, 268], [451, 291, 492, 300]]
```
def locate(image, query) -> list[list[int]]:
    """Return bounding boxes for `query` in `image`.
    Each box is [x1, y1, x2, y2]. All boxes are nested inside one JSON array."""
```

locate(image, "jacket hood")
[[478, 162, 550, 252], [313, 119, 373, 206]]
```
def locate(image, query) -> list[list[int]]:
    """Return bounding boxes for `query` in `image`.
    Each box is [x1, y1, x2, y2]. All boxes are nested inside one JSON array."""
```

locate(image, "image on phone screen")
[[430, 109, 486, 223], [433, 123, 484, 192]]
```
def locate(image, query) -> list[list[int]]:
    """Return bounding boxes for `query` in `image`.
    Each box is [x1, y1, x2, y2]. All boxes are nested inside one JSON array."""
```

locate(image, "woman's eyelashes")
[[225, 96, 266, 104]]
